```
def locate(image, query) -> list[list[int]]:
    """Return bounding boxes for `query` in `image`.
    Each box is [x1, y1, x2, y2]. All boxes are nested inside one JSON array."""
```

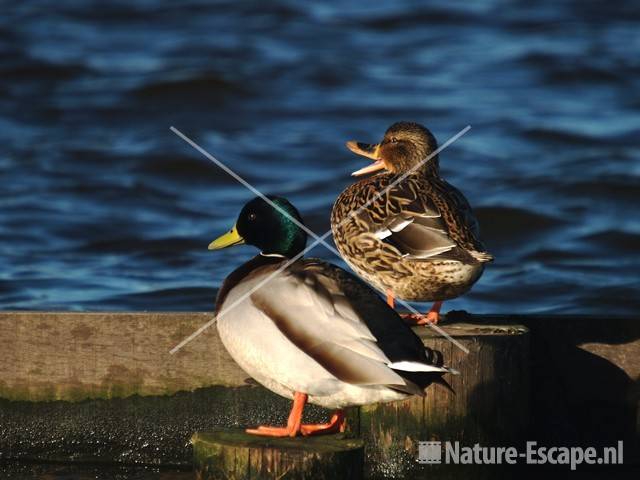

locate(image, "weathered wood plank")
[[359, 322, 530, 479], [0, 312, 249, 401], [192, 430, 364, 480], [1, 312, 638, 473], [0, 311, 530, 471], [0, 312, 534, 403]]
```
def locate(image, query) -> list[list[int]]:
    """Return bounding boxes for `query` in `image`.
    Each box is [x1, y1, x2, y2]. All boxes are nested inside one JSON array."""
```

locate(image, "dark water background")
[[1, 0, 639, 315]]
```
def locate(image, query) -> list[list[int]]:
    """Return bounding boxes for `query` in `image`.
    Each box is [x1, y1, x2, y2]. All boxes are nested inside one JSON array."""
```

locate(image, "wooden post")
[[359, 321, 530, 479], [192, 430, 364, 480]]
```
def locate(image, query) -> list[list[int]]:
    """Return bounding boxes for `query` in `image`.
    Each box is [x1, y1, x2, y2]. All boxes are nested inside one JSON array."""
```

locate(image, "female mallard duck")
[[209, 196, 457, 437], [331, 122, 492, 325]]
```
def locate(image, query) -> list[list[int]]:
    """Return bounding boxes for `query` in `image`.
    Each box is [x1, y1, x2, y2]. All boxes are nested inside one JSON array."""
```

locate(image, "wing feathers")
[[249, 264, 437, 394], [386, 221, 456, 259], [249, 261, 455, 395], [367, 176, 491, 260], [250, 272, 406, 387]]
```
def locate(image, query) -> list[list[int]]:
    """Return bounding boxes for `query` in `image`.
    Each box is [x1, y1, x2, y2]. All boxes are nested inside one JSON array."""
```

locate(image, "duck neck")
[[420, 154, 440, 178], [395, 155, 439, 178], [260, 227, 307, 259]]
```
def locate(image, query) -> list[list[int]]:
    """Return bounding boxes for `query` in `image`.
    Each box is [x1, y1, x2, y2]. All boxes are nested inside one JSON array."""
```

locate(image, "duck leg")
[[247, 393, 346, 437], [246, 391, 307, 437], [388, 289, 442, 325], [386, 289, 395, 308], [300, 409, 346, 436], [401, 301, 443, 325], [423, 300, 443, 324]]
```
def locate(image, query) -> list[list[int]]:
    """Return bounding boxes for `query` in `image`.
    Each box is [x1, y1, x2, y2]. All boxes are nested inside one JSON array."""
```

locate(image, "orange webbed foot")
[[246, 408, 346, 438], [400, 312, 439, 325], [300, 410, 346, 436], [400, 301, 443, 325], [246, 391, 306, 437]]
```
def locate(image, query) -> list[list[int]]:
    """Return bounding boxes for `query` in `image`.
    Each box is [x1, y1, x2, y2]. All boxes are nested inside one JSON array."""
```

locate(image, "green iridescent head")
[[208, 196, 307, 258]]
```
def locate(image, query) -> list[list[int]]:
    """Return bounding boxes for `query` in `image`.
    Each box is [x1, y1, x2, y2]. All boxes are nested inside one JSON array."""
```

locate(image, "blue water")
[[1, 0, 639, 315]]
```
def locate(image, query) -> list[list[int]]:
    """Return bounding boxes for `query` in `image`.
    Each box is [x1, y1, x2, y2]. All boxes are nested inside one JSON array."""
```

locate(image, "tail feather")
[[388, 360, 450, 373], [388, 361, 460, 376], [433, 375, 456, 395], [470, 250, 493, 263]]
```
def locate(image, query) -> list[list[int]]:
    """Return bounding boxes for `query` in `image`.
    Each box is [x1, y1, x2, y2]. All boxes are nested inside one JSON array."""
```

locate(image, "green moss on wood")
[[0, 376, 236, 403], [192, 430, 363, 453]]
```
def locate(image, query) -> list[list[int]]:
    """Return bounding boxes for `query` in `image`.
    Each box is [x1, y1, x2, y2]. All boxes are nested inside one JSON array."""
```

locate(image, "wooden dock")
[[0, 312, 638, 478]]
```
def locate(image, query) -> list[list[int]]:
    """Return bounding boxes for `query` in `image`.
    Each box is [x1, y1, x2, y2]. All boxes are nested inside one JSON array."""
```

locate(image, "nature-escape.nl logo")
[[418, 441, 624, 471]]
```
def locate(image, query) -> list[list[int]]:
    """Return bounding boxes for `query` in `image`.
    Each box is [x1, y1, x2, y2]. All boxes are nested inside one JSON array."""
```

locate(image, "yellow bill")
[[208, 225, 245, 250]]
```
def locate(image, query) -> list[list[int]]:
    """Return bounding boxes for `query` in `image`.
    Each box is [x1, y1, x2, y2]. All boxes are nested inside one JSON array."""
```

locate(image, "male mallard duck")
[[331, 122, 492, 324], [209, 196, 458, 437]]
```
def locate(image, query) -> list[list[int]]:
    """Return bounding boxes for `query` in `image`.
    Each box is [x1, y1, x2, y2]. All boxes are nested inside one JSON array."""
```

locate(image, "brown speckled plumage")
[[331, 122, 492, 303]]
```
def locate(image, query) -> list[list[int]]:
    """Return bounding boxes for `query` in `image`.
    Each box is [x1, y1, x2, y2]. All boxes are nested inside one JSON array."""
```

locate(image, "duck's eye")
[[248, 213, 257, 221], [390, 137, 398, 143]]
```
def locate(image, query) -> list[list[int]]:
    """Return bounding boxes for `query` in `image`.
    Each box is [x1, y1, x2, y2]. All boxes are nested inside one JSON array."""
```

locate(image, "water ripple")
[[1, 0, 638, 315]]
